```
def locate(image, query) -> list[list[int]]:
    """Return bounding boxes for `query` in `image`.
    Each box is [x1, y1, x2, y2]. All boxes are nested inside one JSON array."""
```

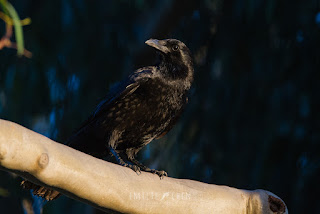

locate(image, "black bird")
[[22, 39, 194, 200]]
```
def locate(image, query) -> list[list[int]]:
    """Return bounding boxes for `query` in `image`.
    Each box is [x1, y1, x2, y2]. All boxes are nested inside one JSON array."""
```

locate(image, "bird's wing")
[[93, 81, 140, 117], [66, 68, 153, 148], [91, 67, 154, 119]]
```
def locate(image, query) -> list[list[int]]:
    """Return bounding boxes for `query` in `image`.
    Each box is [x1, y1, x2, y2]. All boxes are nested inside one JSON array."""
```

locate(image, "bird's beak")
[[145, 39, 169, 54]]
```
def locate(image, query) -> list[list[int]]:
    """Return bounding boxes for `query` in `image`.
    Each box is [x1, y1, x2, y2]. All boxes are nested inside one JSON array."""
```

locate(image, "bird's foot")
[[128, 164, 142, 174], [120, 161, 142, 175], [127, 157, 168, 178], [118, 159, 129, 167], [127, 165, 167, 178], [150, 169, 168, 179]]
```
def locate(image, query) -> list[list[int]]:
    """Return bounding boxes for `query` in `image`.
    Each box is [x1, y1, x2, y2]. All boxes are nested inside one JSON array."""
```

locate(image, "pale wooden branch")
[[0, 119, 288, 214]]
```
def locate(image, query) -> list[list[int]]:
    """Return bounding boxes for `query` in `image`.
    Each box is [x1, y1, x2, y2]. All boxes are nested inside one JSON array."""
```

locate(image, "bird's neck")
[[158, 60, 193, 90]]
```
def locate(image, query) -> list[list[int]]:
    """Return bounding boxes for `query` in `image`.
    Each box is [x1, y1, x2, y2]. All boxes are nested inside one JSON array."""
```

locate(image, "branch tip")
[[268, 195, 286, 213]]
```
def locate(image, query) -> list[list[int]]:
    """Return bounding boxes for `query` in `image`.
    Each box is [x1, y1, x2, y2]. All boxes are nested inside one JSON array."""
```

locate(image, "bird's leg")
[[126, 149, 168, 178], [109, 147, 128, 167], [109, 147, 141, 173]]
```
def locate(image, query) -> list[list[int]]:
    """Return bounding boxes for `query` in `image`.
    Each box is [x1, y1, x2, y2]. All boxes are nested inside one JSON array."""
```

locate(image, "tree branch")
[[0, 119, 288, 214]]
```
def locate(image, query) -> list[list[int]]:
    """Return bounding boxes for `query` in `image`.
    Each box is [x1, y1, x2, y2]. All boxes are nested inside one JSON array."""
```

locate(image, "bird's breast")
[[109, 78, 187, 149]]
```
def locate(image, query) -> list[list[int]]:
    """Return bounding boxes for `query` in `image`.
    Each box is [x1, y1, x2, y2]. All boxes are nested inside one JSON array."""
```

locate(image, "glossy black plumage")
[[22, 39, 194, 200]]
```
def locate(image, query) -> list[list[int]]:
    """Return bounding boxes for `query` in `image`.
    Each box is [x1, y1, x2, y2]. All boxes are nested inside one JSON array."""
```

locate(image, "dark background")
[[0, 0, 319, 213]]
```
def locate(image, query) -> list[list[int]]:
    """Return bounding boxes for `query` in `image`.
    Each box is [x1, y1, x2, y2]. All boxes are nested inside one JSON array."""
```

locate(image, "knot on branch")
[[38, 153, 49, 169], [0, 146, 7, 160]]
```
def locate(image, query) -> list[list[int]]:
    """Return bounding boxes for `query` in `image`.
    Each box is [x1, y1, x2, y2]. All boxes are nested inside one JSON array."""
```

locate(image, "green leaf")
[[0, 0, 25, 56], [3, 2, 24, 56]]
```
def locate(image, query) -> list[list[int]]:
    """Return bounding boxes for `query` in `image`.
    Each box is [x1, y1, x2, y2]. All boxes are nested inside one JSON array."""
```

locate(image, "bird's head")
[[145, 39, 193, 88]]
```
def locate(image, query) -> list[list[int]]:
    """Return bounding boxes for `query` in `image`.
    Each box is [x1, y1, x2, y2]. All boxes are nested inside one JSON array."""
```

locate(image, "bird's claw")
[[151, 169, 168, 179], [119, 160, 129, 167], [131, 165, 142, 174], [121, 162, 142, 175]]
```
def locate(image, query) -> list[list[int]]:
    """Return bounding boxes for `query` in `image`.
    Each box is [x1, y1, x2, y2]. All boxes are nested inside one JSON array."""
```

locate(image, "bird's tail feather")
[[21, 180, 61, 201]]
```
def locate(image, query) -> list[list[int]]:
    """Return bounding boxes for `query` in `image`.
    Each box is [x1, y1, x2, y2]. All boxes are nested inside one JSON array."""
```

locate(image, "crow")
[[22, 39, 194, 200]]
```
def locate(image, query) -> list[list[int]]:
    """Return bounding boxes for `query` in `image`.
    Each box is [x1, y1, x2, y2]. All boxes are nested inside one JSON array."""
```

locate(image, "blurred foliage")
[[0, 0, 31, 57], [0, 187, 9, 197], [0, 0, 320, 213]]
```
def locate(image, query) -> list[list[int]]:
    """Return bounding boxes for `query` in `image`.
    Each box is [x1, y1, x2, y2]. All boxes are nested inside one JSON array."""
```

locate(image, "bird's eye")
[[172, 45, 179, 51]]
